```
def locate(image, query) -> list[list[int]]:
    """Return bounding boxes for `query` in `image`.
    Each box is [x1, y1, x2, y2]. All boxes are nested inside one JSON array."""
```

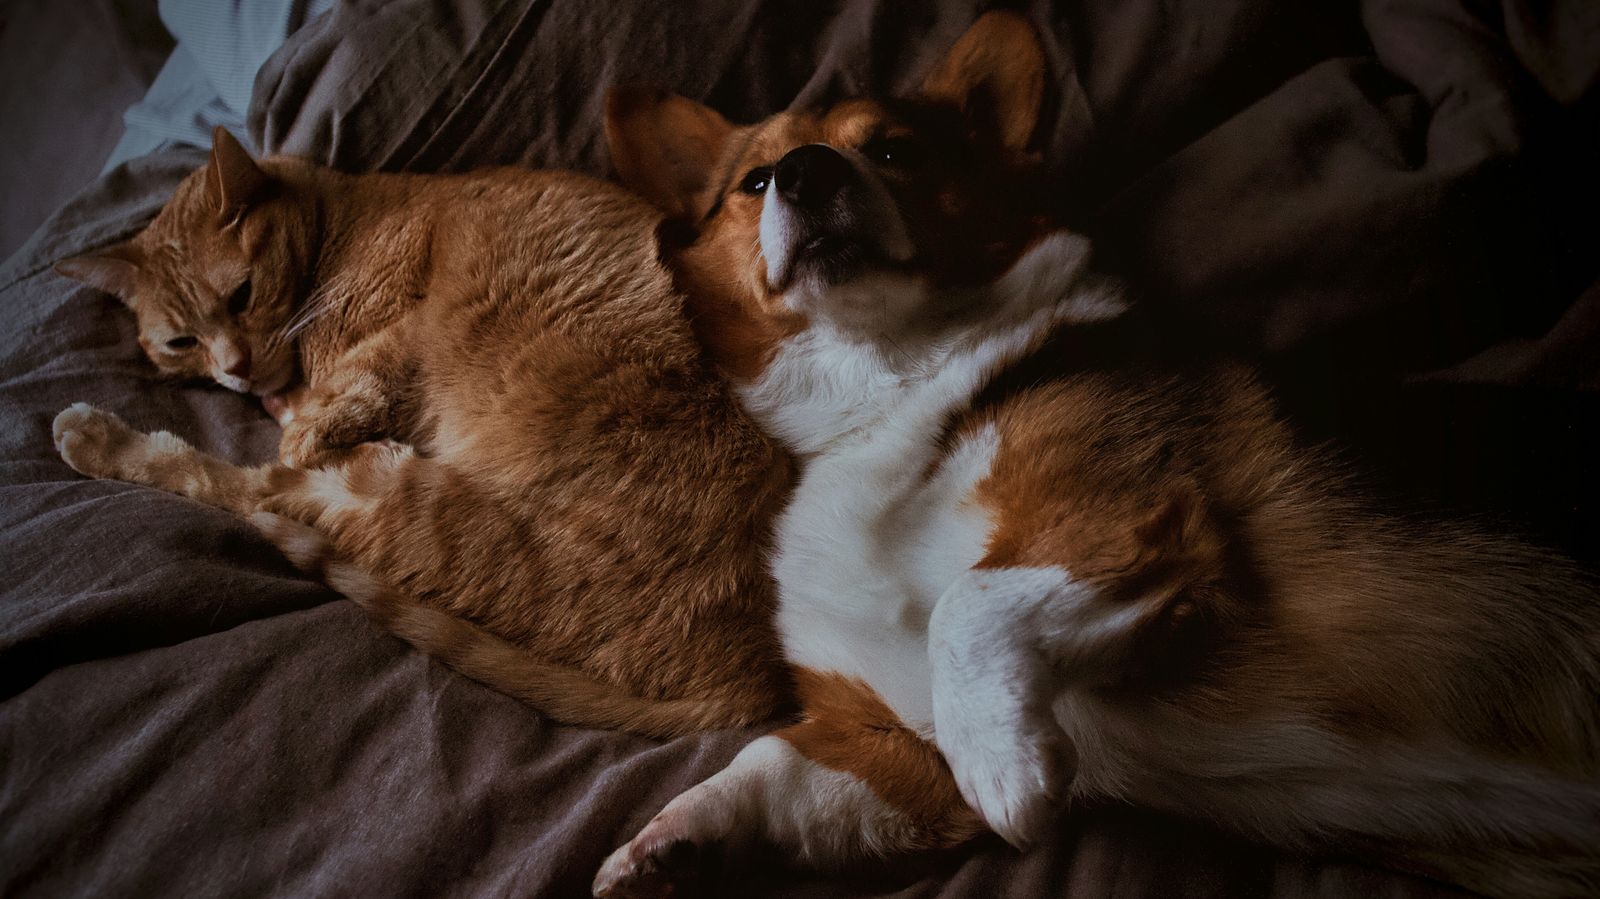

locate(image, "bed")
[[3, 1, 1597, 896]]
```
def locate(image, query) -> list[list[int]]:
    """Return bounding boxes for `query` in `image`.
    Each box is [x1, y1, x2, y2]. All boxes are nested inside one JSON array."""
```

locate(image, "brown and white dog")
[[597, 11, 1600, 898]]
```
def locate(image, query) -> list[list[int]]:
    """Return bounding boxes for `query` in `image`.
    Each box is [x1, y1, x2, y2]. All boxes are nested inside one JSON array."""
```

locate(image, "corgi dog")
[[596, 11, 1600, 898]]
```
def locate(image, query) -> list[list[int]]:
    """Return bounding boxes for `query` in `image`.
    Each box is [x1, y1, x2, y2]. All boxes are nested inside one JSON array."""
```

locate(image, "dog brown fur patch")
[[782, 668, 984, 850]]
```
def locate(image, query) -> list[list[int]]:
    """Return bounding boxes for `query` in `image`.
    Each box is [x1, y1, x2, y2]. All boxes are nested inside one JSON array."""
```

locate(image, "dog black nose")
[[774, 144, 852, 209]]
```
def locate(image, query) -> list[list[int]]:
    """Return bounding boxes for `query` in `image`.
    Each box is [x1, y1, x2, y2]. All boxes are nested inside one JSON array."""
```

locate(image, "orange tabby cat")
[[53, 130, 793, 736], [61, 129, 477, 468]]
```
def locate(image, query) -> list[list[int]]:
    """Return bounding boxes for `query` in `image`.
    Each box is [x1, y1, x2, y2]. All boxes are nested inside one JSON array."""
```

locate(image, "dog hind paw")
[[593, 823, 718, 898]]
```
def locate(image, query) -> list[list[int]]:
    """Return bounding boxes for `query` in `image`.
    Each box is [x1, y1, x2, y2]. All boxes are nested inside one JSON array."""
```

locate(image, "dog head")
[[607, 11, 1054, 377]]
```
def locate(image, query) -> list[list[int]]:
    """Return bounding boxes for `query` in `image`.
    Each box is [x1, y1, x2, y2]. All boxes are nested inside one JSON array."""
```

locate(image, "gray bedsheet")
[[0, 0, 170, 259], [4, 0, 1596, 896]]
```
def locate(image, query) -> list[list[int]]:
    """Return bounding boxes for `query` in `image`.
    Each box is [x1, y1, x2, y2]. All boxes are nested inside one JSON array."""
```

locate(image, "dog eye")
[[227, 279, 252, 315], [738, 167, 774, 195], [863, 136, 925, 168], [166, 336, 198, 350]]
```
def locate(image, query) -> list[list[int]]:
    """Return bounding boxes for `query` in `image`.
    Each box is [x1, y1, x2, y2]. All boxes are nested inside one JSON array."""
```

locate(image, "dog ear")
[[207, 126, 269, 227], [55, 242, 145, 305], [606, 86, 734, 220], [920, 11, 1046, 153]]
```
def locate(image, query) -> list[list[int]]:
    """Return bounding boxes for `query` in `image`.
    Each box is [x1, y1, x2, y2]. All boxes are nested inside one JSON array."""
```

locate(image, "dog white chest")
[[750, 335, 1007, 731], [739, 233, 1119, 732]]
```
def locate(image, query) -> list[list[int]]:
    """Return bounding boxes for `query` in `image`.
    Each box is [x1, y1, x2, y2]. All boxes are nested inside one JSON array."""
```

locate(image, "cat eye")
[[227, 280, 252, 316], [862, 136, 926, 169], [166, 336, 198, 350], [738, 167, 774, 195]]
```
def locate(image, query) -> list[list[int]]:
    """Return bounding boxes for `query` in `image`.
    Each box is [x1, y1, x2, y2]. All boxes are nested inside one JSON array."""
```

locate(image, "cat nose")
[[221, 343, 252, 379]]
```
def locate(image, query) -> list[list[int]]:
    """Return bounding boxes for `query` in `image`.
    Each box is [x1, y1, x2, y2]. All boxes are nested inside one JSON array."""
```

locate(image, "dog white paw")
[[930, 624, 1064, 846], [938, 707, 1065, 849], [593, 791, 732, 898], [930, 568, 1083, 848]]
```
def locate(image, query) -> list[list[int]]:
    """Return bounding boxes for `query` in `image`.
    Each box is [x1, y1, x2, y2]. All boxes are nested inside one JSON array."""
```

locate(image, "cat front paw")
[[278, 418, 341, 469], [278, 411, 398, 470], [261, 392, 291, 424], [53, 403, 142, 480]]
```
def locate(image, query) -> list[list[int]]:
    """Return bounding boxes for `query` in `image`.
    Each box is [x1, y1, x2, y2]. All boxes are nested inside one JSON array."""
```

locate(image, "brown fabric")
[[4, 0, 1597, 896]]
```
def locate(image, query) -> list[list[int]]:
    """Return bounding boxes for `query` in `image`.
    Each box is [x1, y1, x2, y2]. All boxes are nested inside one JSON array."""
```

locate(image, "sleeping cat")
[[61, 129, 467, 468], [53, 129, 794, 736]]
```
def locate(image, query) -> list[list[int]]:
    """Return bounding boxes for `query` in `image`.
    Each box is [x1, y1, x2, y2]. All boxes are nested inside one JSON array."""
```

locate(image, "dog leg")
[[931, 562, 1203, 845], [594, 681, 982, 897], [928, 567, 1088, 847]]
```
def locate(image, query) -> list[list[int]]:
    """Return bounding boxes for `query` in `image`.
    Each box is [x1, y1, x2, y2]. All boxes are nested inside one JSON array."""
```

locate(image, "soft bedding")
[[3, 1, 1597, 896], [0, 0, 170, 259]]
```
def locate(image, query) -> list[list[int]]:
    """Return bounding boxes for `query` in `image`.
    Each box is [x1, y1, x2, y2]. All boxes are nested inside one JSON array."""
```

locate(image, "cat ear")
[[55, 242, 145, 304], [207, 126, 269, 227], [605, 86, 735, 220], [919, 11, 1046, 153]]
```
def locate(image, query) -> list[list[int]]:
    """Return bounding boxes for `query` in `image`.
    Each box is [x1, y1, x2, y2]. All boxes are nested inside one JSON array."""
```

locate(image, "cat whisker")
[[273, 271, 346, 350]]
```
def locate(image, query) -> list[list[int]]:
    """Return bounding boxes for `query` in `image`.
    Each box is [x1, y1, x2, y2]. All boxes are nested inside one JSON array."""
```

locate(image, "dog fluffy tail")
[[249, 512, 766, 739]]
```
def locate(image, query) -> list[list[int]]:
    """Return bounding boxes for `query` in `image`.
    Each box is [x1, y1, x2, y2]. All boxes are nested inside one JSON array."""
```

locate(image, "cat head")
[[607, 11, 1056, 378], [56, 128, 303, 398]]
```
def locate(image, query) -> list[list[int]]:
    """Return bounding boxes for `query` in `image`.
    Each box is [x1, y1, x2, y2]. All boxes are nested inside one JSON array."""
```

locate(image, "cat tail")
[[247, 512, 767, 740]]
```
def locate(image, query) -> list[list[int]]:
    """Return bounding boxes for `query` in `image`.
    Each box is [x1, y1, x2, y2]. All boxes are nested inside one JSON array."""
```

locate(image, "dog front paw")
[[931, 569, 1081, 848], [937, 703, 1065, 849], [53, 403, 142, 480]]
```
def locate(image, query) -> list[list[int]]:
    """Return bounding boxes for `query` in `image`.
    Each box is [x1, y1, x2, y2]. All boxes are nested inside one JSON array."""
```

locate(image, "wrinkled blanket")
[[4, 1, 1597, 896]]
